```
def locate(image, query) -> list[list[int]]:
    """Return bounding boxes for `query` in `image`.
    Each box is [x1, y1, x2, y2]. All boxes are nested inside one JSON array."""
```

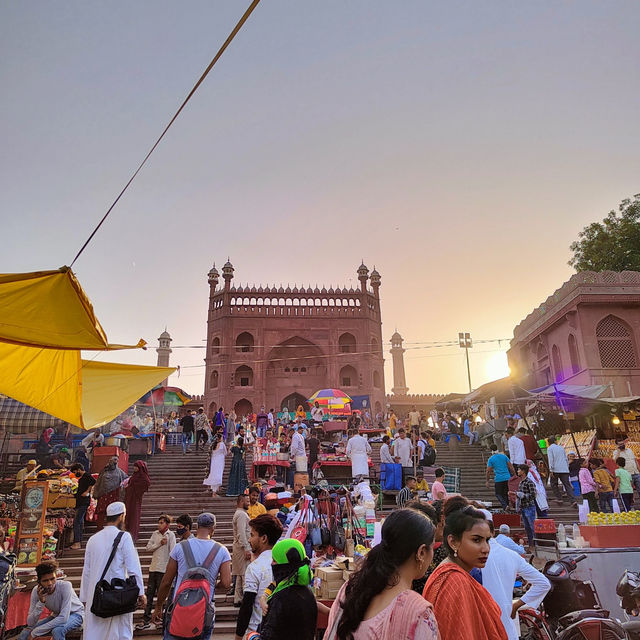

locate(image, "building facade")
[[508, 270, 640, 396], [204, 261, 386, 417]]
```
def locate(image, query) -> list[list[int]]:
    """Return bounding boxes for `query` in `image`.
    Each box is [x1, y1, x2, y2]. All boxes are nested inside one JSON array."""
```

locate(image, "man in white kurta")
[[481, 535, 550, 640], [79, 501, 145, 640], [346, 431, 372, 478]]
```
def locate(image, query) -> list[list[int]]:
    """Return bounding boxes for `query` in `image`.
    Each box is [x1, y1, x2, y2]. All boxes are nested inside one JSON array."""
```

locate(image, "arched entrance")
[[234, 398, 253, 417], [280, 392, 309, 413]]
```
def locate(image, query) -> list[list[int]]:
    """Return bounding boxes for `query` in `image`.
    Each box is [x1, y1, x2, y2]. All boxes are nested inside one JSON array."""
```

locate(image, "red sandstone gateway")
[[203, 260, 386, 418]]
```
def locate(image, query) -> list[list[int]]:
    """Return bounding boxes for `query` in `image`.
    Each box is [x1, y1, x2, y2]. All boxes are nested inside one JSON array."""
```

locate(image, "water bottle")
[[572, 523, 580, 540], [557, 523, 566, 544]]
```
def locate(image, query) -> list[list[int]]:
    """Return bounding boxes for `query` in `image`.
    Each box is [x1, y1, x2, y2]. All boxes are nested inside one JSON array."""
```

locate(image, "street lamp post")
[[458, 332, 473, 392]]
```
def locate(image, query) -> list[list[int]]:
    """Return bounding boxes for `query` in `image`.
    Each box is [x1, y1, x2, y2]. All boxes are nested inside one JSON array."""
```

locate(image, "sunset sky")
[[2, 1, 639, 397]]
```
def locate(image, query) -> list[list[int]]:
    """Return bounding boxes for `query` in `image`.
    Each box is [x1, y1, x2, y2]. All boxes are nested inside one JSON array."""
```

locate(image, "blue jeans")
[[182, 431, 193, 453], [521, 505, 537, 547], [73, 504, 88, 543], [19, 612, 83, 640], [599, 491, 614, 513]]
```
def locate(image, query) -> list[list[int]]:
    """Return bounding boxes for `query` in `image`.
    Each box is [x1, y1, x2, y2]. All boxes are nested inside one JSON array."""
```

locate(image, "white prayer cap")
[[106, 501, 126, 516], [478, 508, 493, 522]]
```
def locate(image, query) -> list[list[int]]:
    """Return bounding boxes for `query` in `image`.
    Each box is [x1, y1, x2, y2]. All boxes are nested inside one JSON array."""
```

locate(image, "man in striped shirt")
[[396, 476, 416, 508]]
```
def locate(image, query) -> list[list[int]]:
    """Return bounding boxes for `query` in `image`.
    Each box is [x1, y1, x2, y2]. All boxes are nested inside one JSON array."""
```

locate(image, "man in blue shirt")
[[495, 524, 526, 555], [486, 444, 515, 509]]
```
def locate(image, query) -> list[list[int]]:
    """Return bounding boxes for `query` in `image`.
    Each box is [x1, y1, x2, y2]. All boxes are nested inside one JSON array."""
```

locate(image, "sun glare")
[[484, 351, 511, 381]]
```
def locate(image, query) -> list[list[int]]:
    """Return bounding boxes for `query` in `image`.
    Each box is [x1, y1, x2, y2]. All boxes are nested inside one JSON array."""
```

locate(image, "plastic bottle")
[[557, 523, 566, 544], [572, 523, 580, 540]]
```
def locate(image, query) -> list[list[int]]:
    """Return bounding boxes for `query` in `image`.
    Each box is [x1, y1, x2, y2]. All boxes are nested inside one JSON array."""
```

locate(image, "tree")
[[569, 194, 640, 272]]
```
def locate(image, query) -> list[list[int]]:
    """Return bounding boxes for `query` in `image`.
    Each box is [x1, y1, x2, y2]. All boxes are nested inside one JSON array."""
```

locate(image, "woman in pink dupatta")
[[324, 509, 439, 640], [124, 460, 151, 541]]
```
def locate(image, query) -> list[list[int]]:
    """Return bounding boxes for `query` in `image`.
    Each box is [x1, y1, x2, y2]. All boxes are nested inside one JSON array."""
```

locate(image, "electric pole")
[[458, 332, 473, 392]]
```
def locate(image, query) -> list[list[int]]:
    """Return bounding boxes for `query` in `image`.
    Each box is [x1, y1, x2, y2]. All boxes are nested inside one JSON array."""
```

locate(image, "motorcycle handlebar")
[[574, 554, 587, 563]]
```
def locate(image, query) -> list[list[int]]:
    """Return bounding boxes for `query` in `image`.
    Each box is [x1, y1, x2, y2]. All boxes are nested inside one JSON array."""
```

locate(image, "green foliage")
[[569, 195, 640, 272]]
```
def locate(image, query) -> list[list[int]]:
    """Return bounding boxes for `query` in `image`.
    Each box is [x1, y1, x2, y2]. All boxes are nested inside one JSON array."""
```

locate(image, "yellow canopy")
[[0, 342, 174, 430], [0, 267, 145, 350]]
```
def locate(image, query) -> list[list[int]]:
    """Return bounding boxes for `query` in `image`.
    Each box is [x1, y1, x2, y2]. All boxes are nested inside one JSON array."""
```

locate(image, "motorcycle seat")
[[558, 609, 609, 627]]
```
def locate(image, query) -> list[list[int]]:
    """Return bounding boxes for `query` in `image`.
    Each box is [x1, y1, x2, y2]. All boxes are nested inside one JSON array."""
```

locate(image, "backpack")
[[165, 540, 221, 639], [421, 442, 436, 467]]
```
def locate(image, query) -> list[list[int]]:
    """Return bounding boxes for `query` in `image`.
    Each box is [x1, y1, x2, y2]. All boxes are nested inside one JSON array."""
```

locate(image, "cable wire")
[[70, 0, 262, 267]]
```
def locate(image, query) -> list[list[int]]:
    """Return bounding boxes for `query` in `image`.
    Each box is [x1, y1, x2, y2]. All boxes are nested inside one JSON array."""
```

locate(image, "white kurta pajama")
[[346, 435, 372, 478], [79, 525, 144, 640]]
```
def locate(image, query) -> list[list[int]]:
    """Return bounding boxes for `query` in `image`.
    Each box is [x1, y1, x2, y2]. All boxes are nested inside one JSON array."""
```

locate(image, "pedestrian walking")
[[482, 520, 550, 640], [226, 429, 248, 497], [195, 407, 210, 451], [124, 460, 151, 542], [594, 458, 615, 512], [232, 494, 251, 606], [612, 439, 640, 497], [79, 501, 145, 640], [152, 512, 231, 640], [93, 456, 127, 529], [70, 462, 95, 550], [546, 437, 576, 505], [136, 514, 176, 631], [485, 444, 514, 510], [422, 506, 507, 640], [307, 428, 320, 470], [234, 514, 283, 639], [579, 458, 600, 513], [247, 485, 267, 519], [506, 428, 526, 465], [180, 411, 195, 454], [510, 465, 537, 548], [203, 433, 227, 495], [346, 429, 372, 479], [392, 428, 414, 481], [614, 457, 634, 511], [325, 509, 439, 640]]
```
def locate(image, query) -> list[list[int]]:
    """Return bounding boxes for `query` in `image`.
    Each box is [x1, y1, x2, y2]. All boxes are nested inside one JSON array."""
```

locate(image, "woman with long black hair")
[[325, 509, 439, 640], [423, 505, 507, 640]]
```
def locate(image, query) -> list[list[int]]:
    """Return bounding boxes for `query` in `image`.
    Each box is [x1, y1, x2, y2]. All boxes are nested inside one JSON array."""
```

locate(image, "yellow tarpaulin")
[[0, 267, 174, 429], [0, 267, 145, 350], [0, 342, 174, 430]]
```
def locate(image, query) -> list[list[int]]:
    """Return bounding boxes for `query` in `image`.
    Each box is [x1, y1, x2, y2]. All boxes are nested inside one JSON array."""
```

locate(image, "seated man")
[[19, 560, 83, 640], [13, 459, 38, 493]]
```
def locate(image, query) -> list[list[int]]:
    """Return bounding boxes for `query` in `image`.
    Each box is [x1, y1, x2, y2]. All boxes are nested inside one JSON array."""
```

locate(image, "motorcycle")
[[616, 570, 640, 640], [519, 553, 629, 639]]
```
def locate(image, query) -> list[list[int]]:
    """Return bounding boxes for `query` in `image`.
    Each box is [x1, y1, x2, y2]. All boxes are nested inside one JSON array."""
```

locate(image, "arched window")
[[234, 365, 254, 387], [373, 370, 382, 388], [371, 337, 379, 355], [211, 337, 220, 355], [340, 364, 358, 388], [235, 332, 254, 353], [339, 333, 357, 353], [209, 370, 219, 389], [551, 345, 563, 381], [568, 334, 580, 374], [208, 402, 217, 416], [596, 315, 637, 368]]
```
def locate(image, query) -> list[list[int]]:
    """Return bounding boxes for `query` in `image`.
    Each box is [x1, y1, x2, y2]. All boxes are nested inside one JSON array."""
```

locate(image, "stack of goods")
[[318, 452, 348, 463], [41, 525, 58, 561], [586, 510, 640, 526], [314, 557, 355, 600], [45, 476, 78, 510], [593, 439, 640, 459], [558, 429, 596, 458]]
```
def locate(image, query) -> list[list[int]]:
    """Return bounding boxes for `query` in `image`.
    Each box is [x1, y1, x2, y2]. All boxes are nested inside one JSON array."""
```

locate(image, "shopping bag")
[[612, 498, 621, 514], [578, 501, 589, 523]]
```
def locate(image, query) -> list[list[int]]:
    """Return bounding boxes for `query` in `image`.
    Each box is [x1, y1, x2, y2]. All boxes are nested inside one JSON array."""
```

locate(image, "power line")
[[70, 0, 262, 267]]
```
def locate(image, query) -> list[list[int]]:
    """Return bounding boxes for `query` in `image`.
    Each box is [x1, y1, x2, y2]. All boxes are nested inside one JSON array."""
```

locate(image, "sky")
[[2, 1, 639, 397]]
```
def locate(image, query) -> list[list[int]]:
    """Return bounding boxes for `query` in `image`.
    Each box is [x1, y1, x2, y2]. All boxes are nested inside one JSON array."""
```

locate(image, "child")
[[136, 514, 176, 630], [614, 457, 634, 511], [414, 470, 429, 495], [593, 459, 615, 513]]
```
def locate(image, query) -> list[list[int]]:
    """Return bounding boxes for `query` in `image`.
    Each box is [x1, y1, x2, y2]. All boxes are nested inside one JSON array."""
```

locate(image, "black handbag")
[[91, 531, 140, 618]]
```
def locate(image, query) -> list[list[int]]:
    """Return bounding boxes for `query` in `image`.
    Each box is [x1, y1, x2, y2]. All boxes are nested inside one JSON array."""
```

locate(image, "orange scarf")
[[423, 562, 507, 640]]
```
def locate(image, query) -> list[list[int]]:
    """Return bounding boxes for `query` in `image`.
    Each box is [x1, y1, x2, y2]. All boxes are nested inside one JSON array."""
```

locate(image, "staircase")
[[56, 445, 246, 638]]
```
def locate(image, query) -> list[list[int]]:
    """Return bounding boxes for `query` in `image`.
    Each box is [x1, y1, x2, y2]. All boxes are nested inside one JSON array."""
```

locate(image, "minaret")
[[357, 261, 369, 293], [157, 330, 172, 387], [390, 331, 409, 394], [370, 267, 381, 298]]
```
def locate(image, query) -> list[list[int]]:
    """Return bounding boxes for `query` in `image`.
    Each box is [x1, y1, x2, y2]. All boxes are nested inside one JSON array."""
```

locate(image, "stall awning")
[[0, 395, 68, 431], [529, 384, 609, 400], [0, 267, 171, 429], [464, 377, 531, 405], [0, 267, 144, 350]]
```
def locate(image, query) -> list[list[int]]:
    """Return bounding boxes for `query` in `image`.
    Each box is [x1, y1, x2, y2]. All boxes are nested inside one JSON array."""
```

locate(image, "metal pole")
[[465, 347, 472, 392]]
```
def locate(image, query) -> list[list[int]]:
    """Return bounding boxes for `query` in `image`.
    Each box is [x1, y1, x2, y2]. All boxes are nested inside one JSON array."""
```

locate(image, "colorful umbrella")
[[308, 389, 352, 415], [139, 386, 191, 407]]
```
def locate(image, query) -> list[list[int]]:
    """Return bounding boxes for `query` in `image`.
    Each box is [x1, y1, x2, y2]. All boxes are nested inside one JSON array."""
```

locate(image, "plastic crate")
[[442, 466, 460, 494], [166, 433, 182, 446]]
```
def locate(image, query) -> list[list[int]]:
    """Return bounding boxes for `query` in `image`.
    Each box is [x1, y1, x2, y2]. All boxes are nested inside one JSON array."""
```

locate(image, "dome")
[[391, 331, 403, 342], [357, 261, 369, 276], [371, 267, 380, 278], [159, 330, 171, 340]]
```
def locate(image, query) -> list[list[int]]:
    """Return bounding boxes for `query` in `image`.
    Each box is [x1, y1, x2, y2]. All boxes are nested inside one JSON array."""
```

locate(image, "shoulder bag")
[[91, 531, 140, 618]]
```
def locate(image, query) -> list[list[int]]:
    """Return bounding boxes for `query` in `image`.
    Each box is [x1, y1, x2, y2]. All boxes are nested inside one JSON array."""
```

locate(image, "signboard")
[[350, 395, 371, 411], [16, 481, 49, 566]]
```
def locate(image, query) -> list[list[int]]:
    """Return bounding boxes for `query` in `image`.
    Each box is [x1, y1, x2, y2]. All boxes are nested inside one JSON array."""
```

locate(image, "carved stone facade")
[[508, 270, 640, 396], [204, 261, 386, 417]]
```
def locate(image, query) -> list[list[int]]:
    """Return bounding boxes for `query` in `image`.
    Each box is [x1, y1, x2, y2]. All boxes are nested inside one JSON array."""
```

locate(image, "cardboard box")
[[316, 566, 344, 583], [334, 557, 354, 571], [343, 570, 354, 581], [317, 582, 342, 599]]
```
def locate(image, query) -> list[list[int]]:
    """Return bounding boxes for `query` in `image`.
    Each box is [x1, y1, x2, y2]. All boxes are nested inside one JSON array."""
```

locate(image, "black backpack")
[[421, 442, 436, 467]]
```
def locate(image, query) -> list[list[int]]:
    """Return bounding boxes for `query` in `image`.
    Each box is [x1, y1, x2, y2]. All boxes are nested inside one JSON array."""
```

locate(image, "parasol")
[[308, 389, 352, 416], [139, 386, 192, 407]]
